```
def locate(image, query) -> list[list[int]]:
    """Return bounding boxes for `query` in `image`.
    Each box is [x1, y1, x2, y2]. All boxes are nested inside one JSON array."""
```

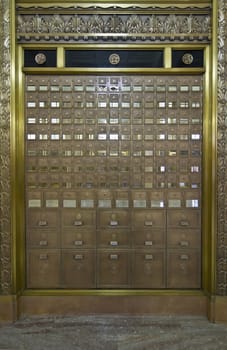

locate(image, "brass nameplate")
[[110, 221, 118, 226], [145, 254, 153, 260], [38, 220, 48, 227], [180, 254, 189, 260], [39, 240, 48, 246], [39, 254, 48, 260], [74, 221, 83, 226], [74, 254, 83, 260], [179, 240, 189, 247], [145, 241, 153, 246], [110, 241, 118, 246], [110, 254, 118, 260], [74, 240, 83, 246], [180, 220, 189, 226], [145, 221, 153, 226]]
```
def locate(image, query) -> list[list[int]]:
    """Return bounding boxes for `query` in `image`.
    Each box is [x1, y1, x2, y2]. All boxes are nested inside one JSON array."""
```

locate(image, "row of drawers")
[[27, 209, 200, 229], [27, 229, 201, 249], [27, 248, 201, 289]]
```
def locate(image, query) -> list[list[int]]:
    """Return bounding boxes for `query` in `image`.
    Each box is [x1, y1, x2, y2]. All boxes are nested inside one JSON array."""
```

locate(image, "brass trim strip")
[[22, 289, 205, 297], [210, 0, 218, 295], [22, 68, 205, 74]]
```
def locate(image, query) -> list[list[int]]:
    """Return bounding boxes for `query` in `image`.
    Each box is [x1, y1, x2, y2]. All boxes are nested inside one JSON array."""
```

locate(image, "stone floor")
[[0, 315, 227, 350]]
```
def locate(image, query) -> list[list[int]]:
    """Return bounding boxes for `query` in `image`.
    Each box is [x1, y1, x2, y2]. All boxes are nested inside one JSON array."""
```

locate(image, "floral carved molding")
[[16, 12, 211, 43], [0, 0, 11, 294]]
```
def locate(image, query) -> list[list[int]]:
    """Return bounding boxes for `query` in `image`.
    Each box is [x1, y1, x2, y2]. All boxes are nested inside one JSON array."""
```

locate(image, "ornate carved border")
[[217, 0, 227, 296], [16, 11, 211, 43], [0, 0, 12, 294]]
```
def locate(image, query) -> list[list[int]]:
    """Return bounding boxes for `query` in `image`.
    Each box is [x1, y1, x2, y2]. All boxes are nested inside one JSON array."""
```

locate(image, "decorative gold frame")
[[0, 0, 222, 320]]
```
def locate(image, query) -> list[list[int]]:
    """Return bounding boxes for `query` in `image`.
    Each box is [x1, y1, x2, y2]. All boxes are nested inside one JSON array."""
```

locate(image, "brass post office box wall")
[[25, 74, 202, 289]]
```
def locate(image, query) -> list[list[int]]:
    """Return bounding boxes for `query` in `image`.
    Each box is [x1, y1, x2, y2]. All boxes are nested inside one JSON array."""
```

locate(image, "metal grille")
[[25, 74, 202, 289]]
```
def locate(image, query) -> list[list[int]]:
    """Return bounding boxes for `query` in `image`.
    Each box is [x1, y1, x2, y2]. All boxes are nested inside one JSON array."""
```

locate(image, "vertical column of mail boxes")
[[97, 190, 131, 288], [166, 77, 202, 288], [26, 76, 61, 288]]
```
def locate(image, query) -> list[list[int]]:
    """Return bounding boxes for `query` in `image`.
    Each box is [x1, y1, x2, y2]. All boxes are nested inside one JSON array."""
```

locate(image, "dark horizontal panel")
[[172, 50, 204, 68], [65, 50, 163, 68], [24, 50, 57, 67]]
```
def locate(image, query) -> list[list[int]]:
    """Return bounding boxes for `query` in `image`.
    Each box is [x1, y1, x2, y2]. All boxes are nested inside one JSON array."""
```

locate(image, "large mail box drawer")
[[98, 210, 130, 228], [27, 249, 60, 288], [61, 249, 96, 288], [167, 210, 200, 228], [27, 209, 59, 229], [132, 229, 165, 248], [167, 229, 201, 249], [27, 230, 59, 248], [132, 210, 166, 228], [132, 250, 165, 288], [61, 229, 96, 248], [61, 209, 96, 228], [167, 249, 201, 288], [97, 249, 130, 288], [97, 229, 130, 248]]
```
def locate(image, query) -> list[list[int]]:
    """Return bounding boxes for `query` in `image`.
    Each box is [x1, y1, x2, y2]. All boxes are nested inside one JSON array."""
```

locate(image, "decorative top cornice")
[[16, 10, 211, 43]]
